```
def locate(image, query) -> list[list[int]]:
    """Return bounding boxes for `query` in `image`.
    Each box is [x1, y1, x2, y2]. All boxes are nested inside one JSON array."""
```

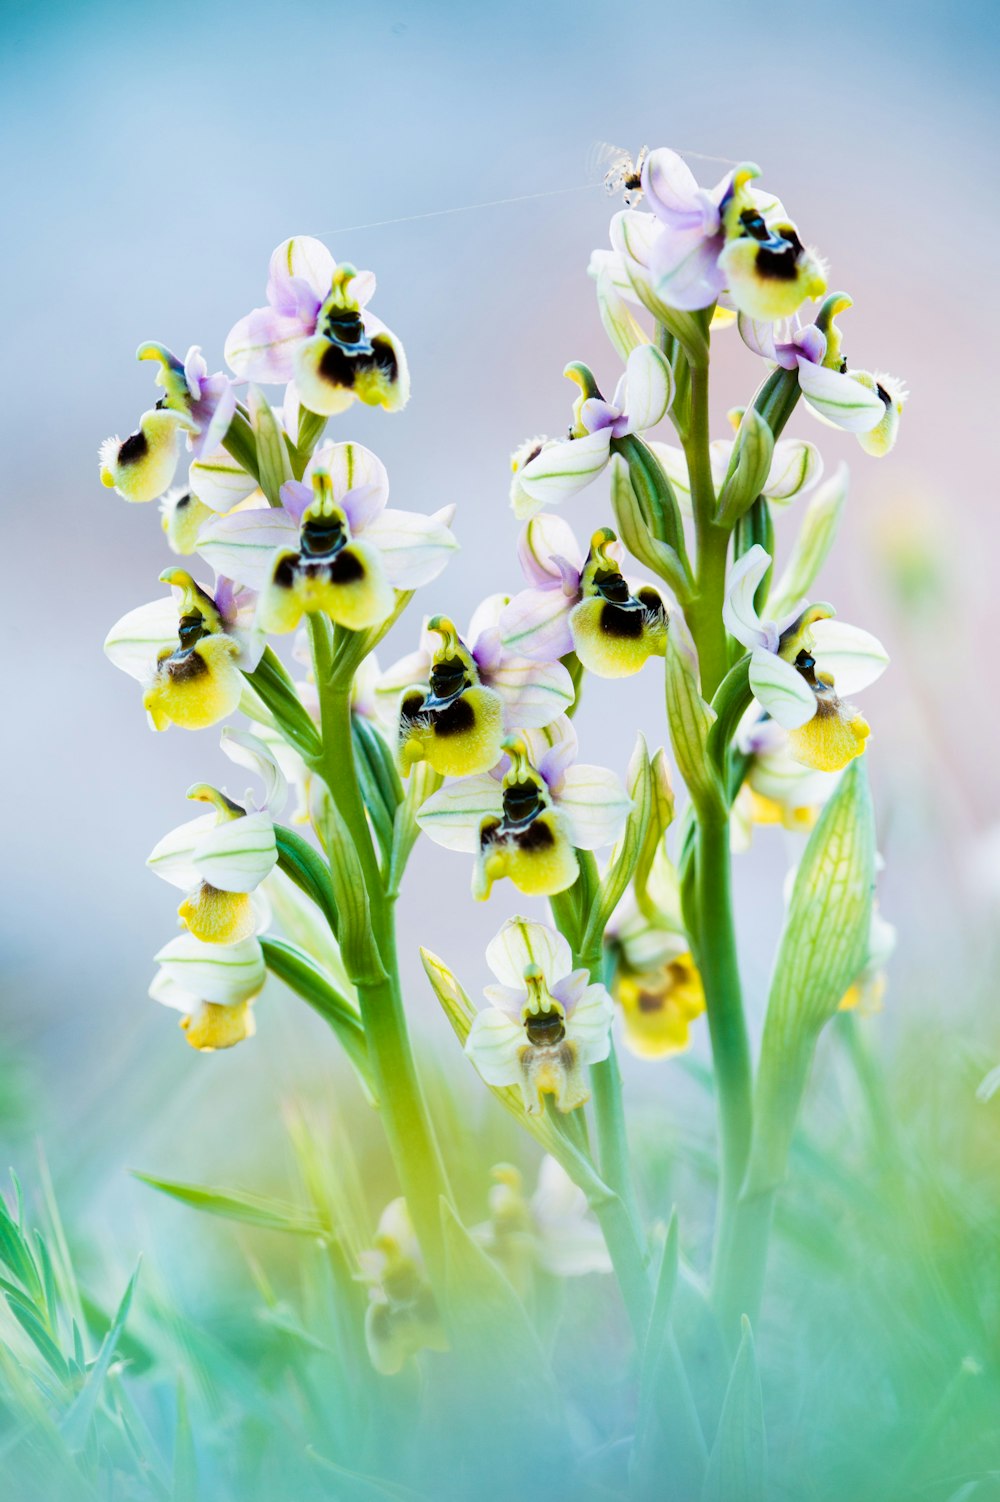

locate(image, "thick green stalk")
[[306, 620, 452, 1283], [675, 347, 755, 1312]]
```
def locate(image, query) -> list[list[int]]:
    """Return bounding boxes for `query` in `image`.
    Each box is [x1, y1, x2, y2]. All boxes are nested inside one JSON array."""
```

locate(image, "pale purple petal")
[[341, 482, 385, 534], [197, 509, 298, 591], [641, 148, 724, 234], [225, 305, 314, 382], [189, 374, 237, 460], [648, 225, 726, 311], [266, 236, 336, 310], [363, 507, 458, 588], [279, 479, 312, 523], [499, 587, 575, 662], [486, 655, 575, 729], [517, 513, 584, 586], [581, 397, 620, 434]]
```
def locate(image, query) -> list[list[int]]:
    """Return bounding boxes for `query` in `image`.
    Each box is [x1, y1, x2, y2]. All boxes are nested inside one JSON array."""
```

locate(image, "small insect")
[[590, 143, 649, 208]]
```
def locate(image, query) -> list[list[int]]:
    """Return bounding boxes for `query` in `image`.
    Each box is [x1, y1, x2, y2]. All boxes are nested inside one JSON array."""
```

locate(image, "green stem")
[[682, 362, 731, 700], [694, 814, 753, 1303], [307, 619, 452, 1284]]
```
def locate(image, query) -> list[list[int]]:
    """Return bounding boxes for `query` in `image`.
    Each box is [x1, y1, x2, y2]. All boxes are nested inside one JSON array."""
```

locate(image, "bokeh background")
[[2, 0, 999, 1333]]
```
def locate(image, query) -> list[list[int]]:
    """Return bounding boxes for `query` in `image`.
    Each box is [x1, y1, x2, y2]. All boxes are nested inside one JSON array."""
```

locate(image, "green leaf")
[[352, 713, 401, 864], [273, 823, 340, 934], [220, 407, 260, 483], [248, 385, 293, 506], [243, 648, 321, 759], [172, 1381, 198, 1502], [133, 1175, 327, 1237], [315, 791, 387, 986], [701, 1318, 767, 1502], [706, 657, 753, 781], [748, 757, 876, 1194], [260, 935, 373, 1091], [1, 1276, 69, 1380], [715, 409, 774, 526], [582, 735, 652, 957], [664, 627, 725, 817], [0, 1180, 43, 1300], [769, 465, 848, 620], [631, 1214, 707, 1500], [61, 1260, 140, 1451]]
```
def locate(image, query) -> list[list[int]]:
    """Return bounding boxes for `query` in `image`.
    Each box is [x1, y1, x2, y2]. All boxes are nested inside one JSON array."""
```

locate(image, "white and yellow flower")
[[104, 570, 263, 732], [465, 918, 614, 1114], [723, 545, 888, 772], [416, 717, 631, 900], [358, 1199, 448, 1375], [146, 729, 285, 945], [149, 932, 265, 1051]]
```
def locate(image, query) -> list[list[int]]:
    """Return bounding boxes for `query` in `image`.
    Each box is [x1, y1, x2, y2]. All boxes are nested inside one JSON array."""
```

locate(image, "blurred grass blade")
[[701, 1317, 767, 1502], [631, 1214, 707, 1500], [61, 1259, 140, 1451], [307, 1449, 427, 1500], [172, 1380, 198, 1502], [133, 1175, 327, 1237]]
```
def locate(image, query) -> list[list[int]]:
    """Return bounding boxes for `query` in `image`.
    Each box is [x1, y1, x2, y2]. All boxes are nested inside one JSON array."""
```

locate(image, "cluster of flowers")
[[100, 145, 902, 1353]]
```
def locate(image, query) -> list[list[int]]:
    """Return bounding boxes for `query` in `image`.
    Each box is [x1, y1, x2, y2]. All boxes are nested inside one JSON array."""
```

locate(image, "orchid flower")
[[160, 487, 216, 555], [225, 236, 409, 415], [99, 344, 236, 504], [513, 349, 673, 518], [739, 296, 908, 452], [465, 917, 614, 1113], [724, 544, 888, 771], [146, 729, 286, 945], [149, 932, 265, 1051], [381, 604, 574, 778], [475, 1158, 611, 1288], [416, 717, 631, 899], [500, 517, 666, 676], [649, 430, 823, 519], [730, 708, 843, 848], [196, 439, 457, 634], [104, 569, 263, 732], [607, 148, 826, 321], [358, 1199, 448, 1376]]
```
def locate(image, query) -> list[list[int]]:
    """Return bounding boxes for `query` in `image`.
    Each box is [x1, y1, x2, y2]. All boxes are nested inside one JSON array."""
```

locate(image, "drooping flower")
[[149, 932, 265, 1051], [513, 350, 673, 519], [498, 512, 588, 662], [474, 1157, 612, 1293], [730, 709, 842, 848], [99, 407, 193, 503], [465, 918, 614, 1113], [225, 236, 409, 415], [196, 440, 456, 635], [567, 528, 667, 678], [385, 606, 573, 778], [358, 1199, 448, 1375], [416, 718, 631, 899], [104, 569, 263, 732], [160, 487, 216, 555], [739, 296, 907, 453], [724, 544, 888, 772], [136, 343, 237, 459], [146, 729, 286, 944], [607, 148, 825, 320]]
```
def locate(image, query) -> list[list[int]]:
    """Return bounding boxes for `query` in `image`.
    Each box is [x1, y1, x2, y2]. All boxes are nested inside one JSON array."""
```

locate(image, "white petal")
[[147, 812, 219, 890], [487, 656, 575, 729], [722, 545, 773, 652], [104, 597, 178, 683], [763, 440, 823, 503], [517, 512, 584, 584], [486, 917, 572, 990], [188, 446, 259, 514], [622, 343, 673, 432], [362, 508, 458, 588], [565, 984, 614, 1064], [376, 646, 432, 708], [267, 236, 336, 303], [797, 361, 885, 432], [518, 430, 612, 507], [556, 765, 632, 850], [192, 811, 277, 893], [499, 587, 575, 662], [415, 775, 502, 853], [196, 508, 297, 591], [307, 440, 389, 507], [149, 970, 198, 1014], [749, 648, 817, 729], [465, 1008, 525, 1088], [221, 727, 288, 815], [153, 933, 265, 1004], [467, 592, 507, 644], [810, 619, 889, 695]]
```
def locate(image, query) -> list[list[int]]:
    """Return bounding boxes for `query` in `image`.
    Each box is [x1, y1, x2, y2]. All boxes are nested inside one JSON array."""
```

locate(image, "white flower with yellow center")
[[465, 918, 614, 1114], [146, 729, 286, 945], [149, 932, 266, 1052], [723, 544, 888, 772]]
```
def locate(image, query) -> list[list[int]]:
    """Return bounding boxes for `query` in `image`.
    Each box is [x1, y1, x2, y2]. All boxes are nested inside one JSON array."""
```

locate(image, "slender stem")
[[682, 361, 731, 700], [307, 619, 452, 1284]]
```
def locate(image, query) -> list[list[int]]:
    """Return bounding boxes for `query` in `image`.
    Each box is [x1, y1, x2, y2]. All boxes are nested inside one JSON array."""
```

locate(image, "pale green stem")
[[307, 619, 452, 1285]]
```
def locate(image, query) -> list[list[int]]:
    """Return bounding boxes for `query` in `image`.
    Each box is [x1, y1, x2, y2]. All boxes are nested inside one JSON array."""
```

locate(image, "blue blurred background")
[[2, 0, 998, 1274]]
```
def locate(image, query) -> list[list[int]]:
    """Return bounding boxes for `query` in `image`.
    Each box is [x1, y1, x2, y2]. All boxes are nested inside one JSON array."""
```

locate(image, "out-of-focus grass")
[[2, 996, 1000, 1501]]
